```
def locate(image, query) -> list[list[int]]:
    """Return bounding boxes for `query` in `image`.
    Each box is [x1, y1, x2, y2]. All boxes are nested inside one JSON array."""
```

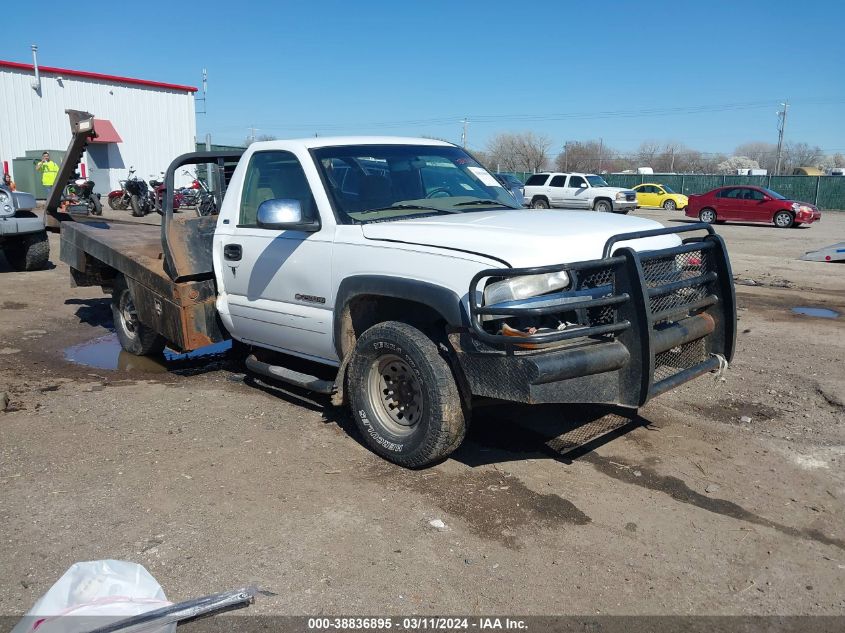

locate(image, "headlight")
[[484, 270, 570, 305], [0, 190, 9, 205], [615, 192, 626, 200], [792, 203, 813, 214]]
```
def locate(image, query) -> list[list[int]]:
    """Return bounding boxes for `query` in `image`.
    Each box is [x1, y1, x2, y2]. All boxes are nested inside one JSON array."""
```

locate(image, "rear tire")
[[130, 195, 144, 217], [108, 196, 123, 211], [593, 199, 612, 213], [112, 275, 166, 356], [347, 321, 466, 468], [663, 199, 677, 211], [699, 208, 717, 224], [774, 210, 794, 228], [530, 197, 549, 209], [4, 232, 50, 271]]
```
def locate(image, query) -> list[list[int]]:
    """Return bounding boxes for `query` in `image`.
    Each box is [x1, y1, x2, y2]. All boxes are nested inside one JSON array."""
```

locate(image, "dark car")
[[686, 185, 821, 228], [494, 173, 525, 207]]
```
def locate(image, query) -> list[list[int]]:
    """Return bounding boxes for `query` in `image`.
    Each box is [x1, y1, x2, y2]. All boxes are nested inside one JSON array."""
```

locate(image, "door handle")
[[223, 244, 242, 261]]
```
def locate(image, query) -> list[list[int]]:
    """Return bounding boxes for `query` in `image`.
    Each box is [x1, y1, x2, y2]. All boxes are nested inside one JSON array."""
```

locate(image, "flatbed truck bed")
[[60, 219, 225, 352]]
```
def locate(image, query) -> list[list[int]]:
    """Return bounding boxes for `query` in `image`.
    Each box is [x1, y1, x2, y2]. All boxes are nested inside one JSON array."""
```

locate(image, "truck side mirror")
[[256, 198, 320, 232]]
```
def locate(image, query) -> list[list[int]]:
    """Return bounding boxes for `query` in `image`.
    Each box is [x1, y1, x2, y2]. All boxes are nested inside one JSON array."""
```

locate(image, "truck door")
[[219, 149, 337, 363], [565, 174, 590, 208], [547, 174, 567, 206]]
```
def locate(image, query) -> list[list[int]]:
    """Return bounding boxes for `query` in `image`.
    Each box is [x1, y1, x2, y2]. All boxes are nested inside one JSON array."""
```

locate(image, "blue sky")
[[4, 0, 844, 155]]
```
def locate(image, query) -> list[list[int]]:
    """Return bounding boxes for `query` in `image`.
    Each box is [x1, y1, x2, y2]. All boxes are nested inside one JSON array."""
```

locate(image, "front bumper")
[[452, 224, 736, 406], [613, 199, 638, 211], [0, 215, 46, 237]]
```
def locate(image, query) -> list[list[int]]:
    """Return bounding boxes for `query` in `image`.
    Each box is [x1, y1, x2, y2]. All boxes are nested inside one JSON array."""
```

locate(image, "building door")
[[86, 145, 113, 193]]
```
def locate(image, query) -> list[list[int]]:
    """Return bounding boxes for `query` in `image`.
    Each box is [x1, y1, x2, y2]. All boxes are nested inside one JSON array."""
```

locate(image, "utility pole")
[[460, 118, 468, 148], [670, 146, 675, 172], [598, 138, 604, 173], [564, 142, 570, 171], [248, 125, 258, 144], [775, 101, 789, 175]]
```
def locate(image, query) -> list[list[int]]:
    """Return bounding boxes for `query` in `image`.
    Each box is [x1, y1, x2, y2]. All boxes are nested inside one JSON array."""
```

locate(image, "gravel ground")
[[0, 206, 843, 617]]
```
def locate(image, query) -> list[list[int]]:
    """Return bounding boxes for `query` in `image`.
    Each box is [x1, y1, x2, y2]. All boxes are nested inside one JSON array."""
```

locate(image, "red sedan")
[[685, 186, 821, 228]]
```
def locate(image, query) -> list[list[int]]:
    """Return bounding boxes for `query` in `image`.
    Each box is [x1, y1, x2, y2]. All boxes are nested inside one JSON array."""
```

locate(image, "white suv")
[[524, 172, 637, 214]]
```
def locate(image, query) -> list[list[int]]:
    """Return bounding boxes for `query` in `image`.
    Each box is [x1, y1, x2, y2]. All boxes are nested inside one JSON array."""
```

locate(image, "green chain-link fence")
[[500, 171, 845, 210]]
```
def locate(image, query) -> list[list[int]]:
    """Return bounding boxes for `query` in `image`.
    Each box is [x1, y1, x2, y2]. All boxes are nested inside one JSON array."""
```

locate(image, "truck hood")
[[593, 186, 635, 195], [361, 210, 681, 267]]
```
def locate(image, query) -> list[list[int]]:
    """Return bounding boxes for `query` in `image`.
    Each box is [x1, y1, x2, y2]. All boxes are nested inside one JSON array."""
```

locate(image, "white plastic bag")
[[12, 560, 174, 633]]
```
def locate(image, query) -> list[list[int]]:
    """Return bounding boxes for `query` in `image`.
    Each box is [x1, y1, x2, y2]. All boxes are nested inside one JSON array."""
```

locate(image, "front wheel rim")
[[118, 290, 139, 340], [776, 214, 791, 227], [665, 201, 675, 210], [367, 354, 424, 436]]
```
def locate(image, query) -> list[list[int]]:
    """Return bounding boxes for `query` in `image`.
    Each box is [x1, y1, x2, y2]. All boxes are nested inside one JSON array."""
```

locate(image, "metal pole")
[[461, 118, 468, 148], [598, 138, 603, 173], [775, 102, 788, 175], [814, 175, 821, 207]]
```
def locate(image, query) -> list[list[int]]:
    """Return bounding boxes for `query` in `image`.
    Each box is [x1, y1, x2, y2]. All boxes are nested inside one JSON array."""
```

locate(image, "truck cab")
[[63, 137, 736, 468]]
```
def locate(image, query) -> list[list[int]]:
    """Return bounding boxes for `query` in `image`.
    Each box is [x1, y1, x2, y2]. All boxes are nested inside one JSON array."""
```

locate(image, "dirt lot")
[[1, 207, 843, 617]]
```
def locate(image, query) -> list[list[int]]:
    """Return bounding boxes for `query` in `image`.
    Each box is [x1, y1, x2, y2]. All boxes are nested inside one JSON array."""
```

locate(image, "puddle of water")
[[792, 306, 840, 319], [64, 334, 232, 373]]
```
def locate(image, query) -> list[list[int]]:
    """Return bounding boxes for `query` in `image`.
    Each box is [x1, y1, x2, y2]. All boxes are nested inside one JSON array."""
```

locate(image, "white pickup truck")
[[524, 172, 638, 213], [62, 137, 736, 467]]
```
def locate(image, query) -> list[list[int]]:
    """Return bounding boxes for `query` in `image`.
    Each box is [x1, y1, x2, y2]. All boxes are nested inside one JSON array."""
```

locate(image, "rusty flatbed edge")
[[60, 220, 227, 352], [60, 220, 176, 296]]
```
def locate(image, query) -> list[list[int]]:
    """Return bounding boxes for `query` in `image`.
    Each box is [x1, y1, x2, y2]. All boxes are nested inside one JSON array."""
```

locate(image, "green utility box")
[[11, 150, 67, 199]]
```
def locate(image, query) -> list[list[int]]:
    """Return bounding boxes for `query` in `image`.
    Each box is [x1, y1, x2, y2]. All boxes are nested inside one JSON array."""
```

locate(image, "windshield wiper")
[[357, 204, 461, 215], [452, 199, 518, 208]]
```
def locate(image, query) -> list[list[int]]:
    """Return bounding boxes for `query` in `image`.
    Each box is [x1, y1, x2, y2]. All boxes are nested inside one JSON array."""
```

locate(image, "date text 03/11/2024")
[[307, 617, 528, 630]]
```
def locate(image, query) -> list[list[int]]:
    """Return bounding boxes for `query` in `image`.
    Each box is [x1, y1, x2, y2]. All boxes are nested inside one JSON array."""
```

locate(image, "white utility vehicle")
[[63, 137, 736, 467], [524, 172, 638, 213]]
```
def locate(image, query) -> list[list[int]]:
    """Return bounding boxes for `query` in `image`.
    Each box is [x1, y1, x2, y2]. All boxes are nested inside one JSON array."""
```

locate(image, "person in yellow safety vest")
[[35, 151, 60, 187]]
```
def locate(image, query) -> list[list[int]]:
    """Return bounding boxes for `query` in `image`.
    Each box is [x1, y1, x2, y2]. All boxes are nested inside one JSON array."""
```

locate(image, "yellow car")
[[632, 183, 688, 210]]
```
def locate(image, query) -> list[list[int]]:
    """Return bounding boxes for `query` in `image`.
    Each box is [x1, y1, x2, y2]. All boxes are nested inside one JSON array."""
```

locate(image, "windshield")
[[662, 185, 677, 194], [762, 187, 787, 200], [314, 144, 520, 223], [586, 175, 609, 187]]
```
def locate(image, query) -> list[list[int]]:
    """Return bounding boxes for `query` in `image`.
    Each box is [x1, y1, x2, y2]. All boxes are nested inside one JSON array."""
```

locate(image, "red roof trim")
[[91, 119, 123, 144], [0, 59, 198, 93]]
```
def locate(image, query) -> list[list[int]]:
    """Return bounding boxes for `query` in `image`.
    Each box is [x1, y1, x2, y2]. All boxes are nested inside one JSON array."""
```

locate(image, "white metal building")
[[0, 58, 197, 196]]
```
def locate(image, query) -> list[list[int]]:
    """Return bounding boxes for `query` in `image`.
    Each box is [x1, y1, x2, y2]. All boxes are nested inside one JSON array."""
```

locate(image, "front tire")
[[129, 195, 144, 217], [699, 208, 717, 224], [774, 210, 794, 228], [90, 195, 103, 216], [593, 199, 612, 213], [112, 275, 166, 356], [4, 232, 50, 271], [530, 197, 549, 209], [663, 199, 677, 211], [108, 196, 123, 210], [347, 321, 466, 468]]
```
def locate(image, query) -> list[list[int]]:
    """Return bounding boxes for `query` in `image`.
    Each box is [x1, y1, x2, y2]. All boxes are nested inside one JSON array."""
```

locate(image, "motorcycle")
[[178, 170, 217, 216], [150, 172, 184, 215], [64, 173, 102, 216], [124, 173, 153, 217], [107, 168, 135, 211]]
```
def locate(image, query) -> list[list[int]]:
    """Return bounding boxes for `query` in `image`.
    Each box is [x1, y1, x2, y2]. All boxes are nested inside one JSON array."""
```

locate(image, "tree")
[[782, 142, 823, 172], [733, 142, 777, 172], [554, 140, 610, 172], [717, 156, 760, 174], [635, 141, 662, 169], [834, 153, 845, 168], [487, 132, 552, 173]]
